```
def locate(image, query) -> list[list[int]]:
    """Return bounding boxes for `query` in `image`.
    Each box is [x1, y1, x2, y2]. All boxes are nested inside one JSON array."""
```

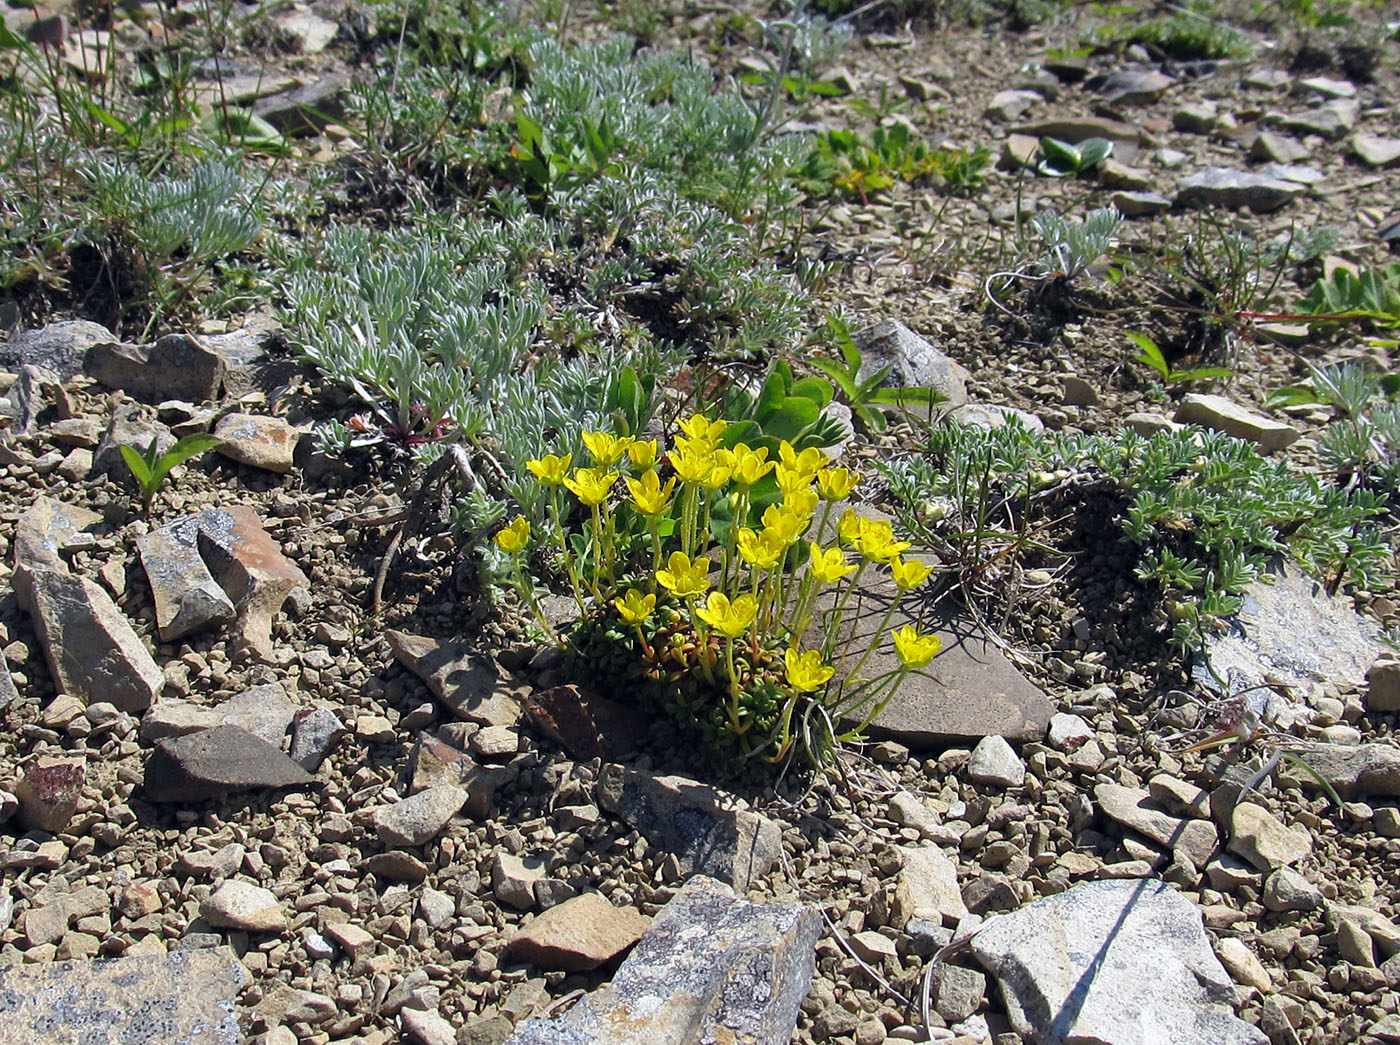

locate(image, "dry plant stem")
[[371, 445, 480, 614]]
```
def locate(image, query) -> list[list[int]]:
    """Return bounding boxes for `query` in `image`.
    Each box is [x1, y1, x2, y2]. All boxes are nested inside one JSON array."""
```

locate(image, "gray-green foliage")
[[283, 205, 677, 525], [881, 420, 1386, 654], [1032, 207, 1122, 279], [1268, 362, 1400, 495]]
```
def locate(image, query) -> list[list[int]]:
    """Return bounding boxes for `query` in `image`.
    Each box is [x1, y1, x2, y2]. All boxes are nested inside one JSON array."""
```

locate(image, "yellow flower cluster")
[[510, 413, 943, 761]]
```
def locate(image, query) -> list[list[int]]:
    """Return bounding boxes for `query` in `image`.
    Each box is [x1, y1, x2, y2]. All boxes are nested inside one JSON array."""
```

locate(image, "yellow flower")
[[889, 555, 933, 591], [563, 466, 616, 507], [782, 486, 820, 519], [737, 527, 785, 570], [761, 503, 809, 545], [808, 542, 856, 584], [678, 414, 727, 446], [656, 551, 711, 598], [625, 469, 677, 517], [526, 452, 572, 486], [784, 647, 835, 693], [671, 448, 716, 485], [816, 467, 859, 501], [779, 441, 826, 478], [694, 591, 758, 639], [892, 625, 942, 670], [774, 464, 813, 495], [729, 443, 775, 488], [838, 508, 862, 545], [852, 516, 910, 564], [582, 430, 633, 467], [613, 588, 656, 625], [698, 448, 734, 490], [628, 439, 660, 468], [494, 516, 530, 554]]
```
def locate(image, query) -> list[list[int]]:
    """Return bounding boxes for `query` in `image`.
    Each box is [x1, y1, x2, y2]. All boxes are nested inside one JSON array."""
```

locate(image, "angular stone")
[[985, 89, 1040, 122], [213, 412, 298, 473], [1194, 563, 1380, 698], [374, 785, 467, 847], [2, 364, 60, 434], [136, 517, 236, 642], [508, 892, 650, 972], [256, 985, 337, 1024], [1095, 783, 1219, 869], [1173, 101, 1219, 134], [0, 655, 15, 712], [1249, 131, 1308, 163], [290, 706, 347, 770], [493, 852, 548, 910], [15, 757, 85, 833], [1353, 134, 1400, 169], [817, 538, 1052, 745], [402, 1007, 457, 1045], [85, 334, 223, 403], [1278, 99, 1357, 140], [1177, 167, 1304, 213], [196, 505, 309, 659], [0, 948, 246, 1043], [365, 851, 430, 883], [968, 736, 1025, 787], [1297, 75, 1354, 98], [596, 765, 782, 893], [522, 685, 644, 761], [1274, 742, 1400, 800], [0, 320, 115, 381], [1110, 190, 1170, 219], [1148, 773, 1212, 820], [1174, 393, 1299, 450], [1244, 68, 1291, 90], [253, 71, 351, 136], [1000, 133, 1040, 170], [470, 725, 520, 760], [948, 403, 1043, 432], [143, 724, 315, 802], [1228, 802, 1313, 871], [12, 495, 103, 574], [15, 568, 163, 713], [970, 879, 1268, 1045], [1012, 116, 1141, 144], [1216, 937, 1271, 992], [1090, 68, 1173, 104], [933, 963, 986, 1023], [507, 877, 819, 1045], [92, 404, 175, 478], [388, 630, 524, 726], [201, 880, 286, 932], [892, 845, 966, 928], [1258, 162, 1324, 186], [1263, 867, 1321, 912], [276, 10, 339, 53], [852, 318, 970, 406]]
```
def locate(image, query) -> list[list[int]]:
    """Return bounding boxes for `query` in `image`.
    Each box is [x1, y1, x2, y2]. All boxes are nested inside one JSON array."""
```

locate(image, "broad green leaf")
[[147, 433, 222, 491], [789, 376, 833, 408], [118, 444, 154, 488], [1077, 137, 1113, 168], [762, 396, 821, 441]]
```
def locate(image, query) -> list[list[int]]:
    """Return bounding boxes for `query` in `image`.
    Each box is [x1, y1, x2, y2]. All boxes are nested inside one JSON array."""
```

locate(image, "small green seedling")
[[1129, 332, 1233, 385], [119, 434, 223, 517], [1037, 136, 1113, 177]]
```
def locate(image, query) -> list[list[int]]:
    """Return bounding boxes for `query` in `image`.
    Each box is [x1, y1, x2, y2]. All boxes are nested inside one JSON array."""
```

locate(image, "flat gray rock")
[[970, 879, 1267, 1045], [85, 333, 223, 404], [507, 876, 819, 1045], [252, 70, 351, 136], [143, 723, 316, 802], [824, 562, 1052, 746], [596, 765, 782, 893], [1174, 393, 1298, 451], [1176, 167, 1303, 213], [0, 948, 247, 1043], [1274, 743, 1400, 800], [388, 630, 524, 727], [0, 320, 115, 381], [1193, 562, 1380, 697]]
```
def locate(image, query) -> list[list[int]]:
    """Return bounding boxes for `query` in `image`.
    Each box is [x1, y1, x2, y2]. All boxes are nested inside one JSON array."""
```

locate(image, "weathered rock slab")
[[970, 878, 1267, 1045], [195, 505, 309, 658], [596, 765, 782, 893], [1174, 393, 1299, 450], [507, 892, 651, 972], [85, 333, 223, 403], [0, 320, 115, 381], [136, 517, 236, 642], [507, 876, 819, 1045], [1176, 167, 1304, 213], [388, 630, 525, 727], [1274, 743, 1400, 800], [852, 318, 970, 405], [0, 948, 247, 1043], [16, 568, 163, 713], [213, 412, 298, 473], [1193, 562, 1380, 698], [143, 724, 315, 802], [523, 684, 644, 761]]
